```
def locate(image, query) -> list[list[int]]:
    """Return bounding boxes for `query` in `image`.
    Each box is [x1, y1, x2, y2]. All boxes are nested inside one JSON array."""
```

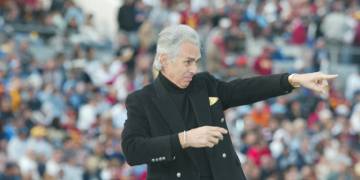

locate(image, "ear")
[[159, 54, 168, 66]]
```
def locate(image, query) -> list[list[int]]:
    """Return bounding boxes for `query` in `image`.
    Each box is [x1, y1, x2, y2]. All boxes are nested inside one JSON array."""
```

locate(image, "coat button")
[[222, 153, 227, 158], [221, 117, 225, 123], [176, 172, 181, 178]]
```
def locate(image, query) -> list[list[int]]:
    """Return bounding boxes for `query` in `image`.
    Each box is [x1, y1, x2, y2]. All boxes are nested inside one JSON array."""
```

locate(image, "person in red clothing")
[[253, 47, 273, 75], [246, 138, 272, 167], [180, 1, 199, 29], [290, 17, 308, 45], [353, 12, 360, 64]]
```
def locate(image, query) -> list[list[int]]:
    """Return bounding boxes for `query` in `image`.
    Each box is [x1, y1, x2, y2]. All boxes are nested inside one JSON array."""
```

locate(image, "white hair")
[[153, 25, 201, 72]]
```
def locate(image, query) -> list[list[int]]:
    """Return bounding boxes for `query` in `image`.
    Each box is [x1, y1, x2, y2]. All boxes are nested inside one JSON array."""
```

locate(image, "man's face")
[[161, 42, 201, 89]]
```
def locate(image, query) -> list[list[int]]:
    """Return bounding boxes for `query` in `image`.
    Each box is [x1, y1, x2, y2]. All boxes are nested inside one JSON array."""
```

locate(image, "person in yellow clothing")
[[9, 78, 22, 112]]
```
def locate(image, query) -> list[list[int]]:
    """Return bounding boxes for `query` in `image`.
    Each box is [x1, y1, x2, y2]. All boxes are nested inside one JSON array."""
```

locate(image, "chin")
[[180, 83, 190, 89]]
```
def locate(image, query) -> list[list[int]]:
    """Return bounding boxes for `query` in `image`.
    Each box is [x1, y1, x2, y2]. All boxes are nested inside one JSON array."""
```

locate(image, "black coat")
[[121, 72, 293, 180]]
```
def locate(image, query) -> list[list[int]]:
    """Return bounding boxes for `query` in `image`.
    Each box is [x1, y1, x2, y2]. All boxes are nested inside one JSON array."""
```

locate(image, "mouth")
[[184, 77, 193, 82]]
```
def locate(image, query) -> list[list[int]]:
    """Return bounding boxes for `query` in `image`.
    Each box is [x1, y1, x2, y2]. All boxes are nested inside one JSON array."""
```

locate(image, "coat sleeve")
[[204, 72, 294, 109], [121, 92, 180, 166]]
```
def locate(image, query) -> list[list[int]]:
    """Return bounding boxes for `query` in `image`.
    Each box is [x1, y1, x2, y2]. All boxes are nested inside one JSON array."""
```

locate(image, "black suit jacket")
[[121, 72, 294, 180]]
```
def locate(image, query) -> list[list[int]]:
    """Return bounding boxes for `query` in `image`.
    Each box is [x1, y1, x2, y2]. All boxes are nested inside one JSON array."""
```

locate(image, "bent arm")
[[121, 93, 181, 166]]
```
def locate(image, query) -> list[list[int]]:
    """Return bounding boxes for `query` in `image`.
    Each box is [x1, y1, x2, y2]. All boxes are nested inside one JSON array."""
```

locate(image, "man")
[[121, 25, 337, 180]]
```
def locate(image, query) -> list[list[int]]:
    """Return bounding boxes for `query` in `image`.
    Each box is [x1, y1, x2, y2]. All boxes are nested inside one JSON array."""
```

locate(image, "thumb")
[[305, 81, 323, 93]]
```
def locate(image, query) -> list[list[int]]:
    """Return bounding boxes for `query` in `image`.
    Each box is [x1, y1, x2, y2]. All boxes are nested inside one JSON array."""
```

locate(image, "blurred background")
[[0, 0, 360, 179]]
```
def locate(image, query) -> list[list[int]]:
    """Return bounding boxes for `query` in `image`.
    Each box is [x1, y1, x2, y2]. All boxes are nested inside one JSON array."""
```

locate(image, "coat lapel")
[[188, 81, 212, 126], [152, 78, 186, 133], [188, 81, 216, 161]]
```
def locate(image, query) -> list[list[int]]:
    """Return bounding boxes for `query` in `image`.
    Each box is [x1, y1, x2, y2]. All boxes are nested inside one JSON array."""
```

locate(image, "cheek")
[[180, 68, 189, 77]]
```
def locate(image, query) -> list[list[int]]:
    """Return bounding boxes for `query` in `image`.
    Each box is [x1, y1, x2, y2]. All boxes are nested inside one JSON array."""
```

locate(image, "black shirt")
[[159, 73, 213, 178]]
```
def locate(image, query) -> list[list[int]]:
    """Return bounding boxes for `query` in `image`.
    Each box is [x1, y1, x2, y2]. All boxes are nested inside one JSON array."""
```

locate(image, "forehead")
[[177, 41, 201, 59]]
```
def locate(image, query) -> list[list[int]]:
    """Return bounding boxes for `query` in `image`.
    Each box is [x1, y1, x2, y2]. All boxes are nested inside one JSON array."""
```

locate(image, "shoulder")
[[194, 71, 212, 79], [193, 71, 214, 81], [192, 71, 220, 86], [188, 72, 222, 94], [126, 83, 155, 104]]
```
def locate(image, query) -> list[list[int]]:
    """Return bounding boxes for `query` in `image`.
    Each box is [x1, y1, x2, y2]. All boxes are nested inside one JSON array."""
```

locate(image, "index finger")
[[212, 127, 227, 134], [208, 126, 228, 133], [321, 74, 338, 80]]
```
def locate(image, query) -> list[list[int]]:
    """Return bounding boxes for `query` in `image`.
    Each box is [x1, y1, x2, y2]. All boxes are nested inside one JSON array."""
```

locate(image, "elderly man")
[[121, 25, 337, 180]]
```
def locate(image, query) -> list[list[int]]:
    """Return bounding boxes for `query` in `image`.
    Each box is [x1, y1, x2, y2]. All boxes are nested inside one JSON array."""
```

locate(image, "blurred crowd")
[[0, 0, 360, 179]]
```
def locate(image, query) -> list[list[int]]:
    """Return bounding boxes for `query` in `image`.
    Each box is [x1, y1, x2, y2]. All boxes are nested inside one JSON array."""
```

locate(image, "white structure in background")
[[74, 0, 122, 40]]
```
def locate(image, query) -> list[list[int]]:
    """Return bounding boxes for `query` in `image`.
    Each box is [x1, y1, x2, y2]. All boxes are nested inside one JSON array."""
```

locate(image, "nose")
[[189, 62, 198, 74]]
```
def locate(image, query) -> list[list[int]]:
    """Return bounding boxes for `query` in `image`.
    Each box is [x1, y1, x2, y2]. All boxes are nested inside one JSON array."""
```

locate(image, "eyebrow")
[[185, 56, 201, 62]]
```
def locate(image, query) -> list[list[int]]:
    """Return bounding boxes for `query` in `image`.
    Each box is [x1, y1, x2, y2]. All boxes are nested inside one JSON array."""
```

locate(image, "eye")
[[184, 60, 192, 65]]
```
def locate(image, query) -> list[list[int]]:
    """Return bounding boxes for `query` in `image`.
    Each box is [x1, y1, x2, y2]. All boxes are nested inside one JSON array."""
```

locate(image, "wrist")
[[178, 131, 189, 149], [288, 73, 301, 88]]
